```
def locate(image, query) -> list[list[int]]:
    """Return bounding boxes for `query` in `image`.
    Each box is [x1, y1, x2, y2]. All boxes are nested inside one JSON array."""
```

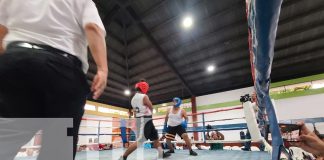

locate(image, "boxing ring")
[[14, 108, 324, 160], [72, 103, 274, 160]]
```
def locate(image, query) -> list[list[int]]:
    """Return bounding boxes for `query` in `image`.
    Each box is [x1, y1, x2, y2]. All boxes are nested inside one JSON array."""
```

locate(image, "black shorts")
[[135, 116, 158, 142], [165, 125, 186, 140]]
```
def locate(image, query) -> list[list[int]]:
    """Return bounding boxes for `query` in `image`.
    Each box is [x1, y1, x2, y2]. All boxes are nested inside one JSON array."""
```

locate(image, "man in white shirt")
[[0, 0, 107, 159]]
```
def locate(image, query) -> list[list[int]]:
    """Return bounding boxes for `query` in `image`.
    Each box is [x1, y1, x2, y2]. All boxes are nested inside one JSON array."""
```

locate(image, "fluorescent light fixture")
[[182, 16, 193, 29], [312, 83, 324, 89], [98, 107, 110, 113], [124, 89, 131, 96], [84, 104, 96, 111], [207, 65, 215, 72]]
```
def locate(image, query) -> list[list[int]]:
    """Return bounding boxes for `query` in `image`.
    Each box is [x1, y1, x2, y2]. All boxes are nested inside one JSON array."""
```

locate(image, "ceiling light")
[[182, 16, 193, 29], [84, 104, 96, 111], [207, 65, 215, 72], [124, 89, 131, 96]]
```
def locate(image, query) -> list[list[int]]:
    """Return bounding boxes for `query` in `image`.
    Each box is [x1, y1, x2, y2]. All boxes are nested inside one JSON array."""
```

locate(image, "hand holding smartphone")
[[279, 123, 301, 142]]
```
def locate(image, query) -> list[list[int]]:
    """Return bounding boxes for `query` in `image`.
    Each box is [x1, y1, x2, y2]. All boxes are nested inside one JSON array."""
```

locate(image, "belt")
[[136, 115, 153, 119], [8, 41, 82, 68]]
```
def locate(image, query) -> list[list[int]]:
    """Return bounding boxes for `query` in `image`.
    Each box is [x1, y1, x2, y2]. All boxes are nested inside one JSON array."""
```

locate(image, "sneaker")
[[163, 152, 171, 158], [165, 150, 175, 154], [189, 150, 198, 156], [241, 148, 251, 151], [118, 156, 127, 160]]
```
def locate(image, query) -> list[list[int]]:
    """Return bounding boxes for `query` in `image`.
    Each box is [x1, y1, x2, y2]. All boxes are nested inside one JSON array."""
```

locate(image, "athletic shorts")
[[165, 124, 186, 140], [135, 116, 158, 142]]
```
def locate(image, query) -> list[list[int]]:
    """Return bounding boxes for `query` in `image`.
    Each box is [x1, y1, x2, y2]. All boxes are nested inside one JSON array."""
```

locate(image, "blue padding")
[[158, 123, 248, 133], [280, 117, 324, 124], [247, 0, 284, 159]]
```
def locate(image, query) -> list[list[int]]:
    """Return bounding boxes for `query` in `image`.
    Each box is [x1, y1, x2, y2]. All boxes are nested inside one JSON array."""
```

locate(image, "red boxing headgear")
[[135, 81, 149, 94]]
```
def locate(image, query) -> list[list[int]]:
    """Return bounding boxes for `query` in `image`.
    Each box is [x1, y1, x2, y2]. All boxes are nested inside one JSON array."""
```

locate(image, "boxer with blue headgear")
[[173, 97, 182, 107], [163, 97, 198, 156]]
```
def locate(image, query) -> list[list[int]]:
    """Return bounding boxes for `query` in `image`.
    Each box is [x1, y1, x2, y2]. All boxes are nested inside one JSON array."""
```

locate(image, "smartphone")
[[279, 123, 301, 142]]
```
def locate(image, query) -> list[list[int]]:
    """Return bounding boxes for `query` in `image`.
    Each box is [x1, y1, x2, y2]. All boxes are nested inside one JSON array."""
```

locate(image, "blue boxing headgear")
[[173, 97, 182, 107]]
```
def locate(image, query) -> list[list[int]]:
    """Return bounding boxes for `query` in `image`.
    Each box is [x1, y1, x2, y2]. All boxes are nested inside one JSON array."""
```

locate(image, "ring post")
[[202, 113, 206, 143], [97, 120, 101, 144]]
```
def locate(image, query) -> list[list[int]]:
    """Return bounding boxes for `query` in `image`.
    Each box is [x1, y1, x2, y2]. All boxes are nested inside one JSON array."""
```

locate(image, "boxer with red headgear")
[[119, 79, 171, 160]]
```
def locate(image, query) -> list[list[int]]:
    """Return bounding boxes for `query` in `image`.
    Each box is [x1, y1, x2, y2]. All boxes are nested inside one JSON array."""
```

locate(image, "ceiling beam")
[[166, 20, 247, 59], [181, 47, 249, 78], [174, 36, 248, 69], [139, 0, 169, 18], [147, 75, 178, 87], [128, 0, 243, 45], [114, 3, 195, 96], [193, 78, 253, 97], [271, 58, 324, 83], [274, 49, 324, 69], [149, 84, 184, 97], [189, 64, 251, 87], [126, 0, 203, 44], [186, 44, 324, 85], [102, 5, 121, 26], [127, 8, 246, 59], [129, 65, 171, 84], [281, 0, 304, 8], [150, 90, 190, 104], [128, 23, 248, 74], [277, 19, 324, 39], [88, 61, 127, 79], [128, 58, 165, 77], [275, 38, 324, 60], [149, 79, 181, 92], [191, 48, 324, 89], [275, 29, 324, 51], [279, 2, 324, 26], [106, 30, 125, 47]]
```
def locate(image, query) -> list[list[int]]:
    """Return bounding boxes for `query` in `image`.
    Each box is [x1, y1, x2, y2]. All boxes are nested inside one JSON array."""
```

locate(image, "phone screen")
[[279, 124, 301, 142]]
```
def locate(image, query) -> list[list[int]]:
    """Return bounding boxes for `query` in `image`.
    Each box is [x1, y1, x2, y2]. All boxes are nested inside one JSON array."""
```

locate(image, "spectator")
[[209, 130, 225, 150]]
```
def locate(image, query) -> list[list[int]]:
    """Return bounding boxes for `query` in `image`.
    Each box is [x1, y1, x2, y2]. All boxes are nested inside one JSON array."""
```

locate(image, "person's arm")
[[206, 133, 210, 140], [0, 24, 8, 54], [143, 95, 153, 111], [218, 132, 225, 140], [182, 109, 188, 122], [163, 110, 169, 133], [129, 109, 133, 117], [164, 108, 170, 124], [85, 23, 108, 100]]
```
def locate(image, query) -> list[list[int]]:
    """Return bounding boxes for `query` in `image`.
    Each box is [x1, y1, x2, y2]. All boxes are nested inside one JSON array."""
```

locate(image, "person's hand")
[[181, 120, 188, 129], [163, 123, 169, 133], [294, 134, 324, 157], [91, 69, 107, 99], [290, 122, 324, 157]]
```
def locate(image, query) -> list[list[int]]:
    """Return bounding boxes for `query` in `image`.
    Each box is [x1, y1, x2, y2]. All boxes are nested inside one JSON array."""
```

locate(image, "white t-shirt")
[[0, 0, 106, 73], [167, 108, 183, 127], [131, 93, 152, 118]]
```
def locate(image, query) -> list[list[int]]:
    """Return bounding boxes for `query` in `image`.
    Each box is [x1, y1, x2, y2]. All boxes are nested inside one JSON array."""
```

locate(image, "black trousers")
[[0, 45, 90, 160]]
